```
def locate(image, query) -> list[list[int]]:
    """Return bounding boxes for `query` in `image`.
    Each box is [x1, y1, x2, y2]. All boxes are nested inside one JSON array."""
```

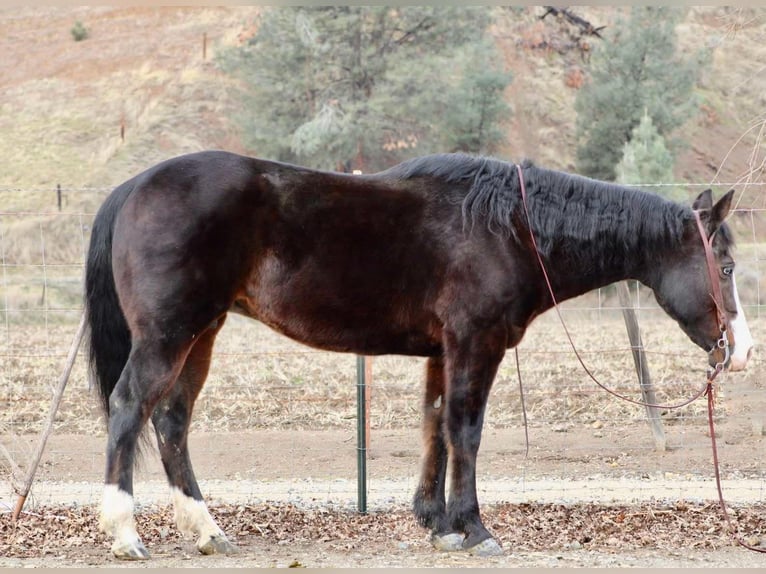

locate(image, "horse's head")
[[653, 189, 753, 372]]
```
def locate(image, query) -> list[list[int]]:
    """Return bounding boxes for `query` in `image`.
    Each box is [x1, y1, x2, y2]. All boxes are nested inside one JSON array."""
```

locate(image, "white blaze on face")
[[171, 487, 225, 547], [729, 276, 754, 371]]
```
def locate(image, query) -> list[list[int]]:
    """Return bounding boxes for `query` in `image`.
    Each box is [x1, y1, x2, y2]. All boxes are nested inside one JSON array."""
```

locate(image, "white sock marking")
[[100, 484, 142, 550], [171, 487, 225, 546]]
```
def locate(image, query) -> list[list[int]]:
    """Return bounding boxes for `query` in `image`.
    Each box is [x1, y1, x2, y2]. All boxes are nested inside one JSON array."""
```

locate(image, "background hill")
[[0, 6, 764, 209]]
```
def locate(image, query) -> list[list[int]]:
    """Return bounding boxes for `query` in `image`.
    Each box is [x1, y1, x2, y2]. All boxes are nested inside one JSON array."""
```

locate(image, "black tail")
[[85, 180, 135, 420]]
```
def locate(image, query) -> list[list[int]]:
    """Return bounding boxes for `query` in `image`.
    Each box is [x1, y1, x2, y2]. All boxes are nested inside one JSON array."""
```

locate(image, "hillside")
[[0, 6, 764, 209], [0, 6, 258, 198]]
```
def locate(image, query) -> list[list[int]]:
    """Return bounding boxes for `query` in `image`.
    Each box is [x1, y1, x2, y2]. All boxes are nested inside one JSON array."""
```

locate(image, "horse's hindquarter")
[[238, 170, 450, 356], [110, 152, 273, 341]]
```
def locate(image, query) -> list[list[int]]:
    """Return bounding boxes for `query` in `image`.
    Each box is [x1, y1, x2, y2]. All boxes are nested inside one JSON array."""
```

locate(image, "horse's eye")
[[722, 266, 734, 277]]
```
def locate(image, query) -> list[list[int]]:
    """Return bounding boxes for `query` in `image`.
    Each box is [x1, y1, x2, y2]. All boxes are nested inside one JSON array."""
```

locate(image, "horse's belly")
[[238, 303, 439, 356], [235, 266, 441, 356]]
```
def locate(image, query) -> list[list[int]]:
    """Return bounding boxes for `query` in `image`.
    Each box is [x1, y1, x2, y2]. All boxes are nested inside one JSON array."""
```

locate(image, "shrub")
[[71, 21, 89, 42]]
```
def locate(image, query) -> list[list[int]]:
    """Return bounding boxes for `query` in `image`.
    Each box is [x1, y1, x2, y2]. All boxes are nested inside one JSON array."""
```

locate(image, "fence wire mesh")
[[1, 188, 765, 514]]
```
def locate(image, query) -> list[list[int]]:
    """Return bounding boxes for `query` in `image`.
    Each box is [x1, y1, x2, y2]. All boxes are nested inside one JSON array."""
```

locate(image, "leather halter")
[[692, 210, 733, 374]]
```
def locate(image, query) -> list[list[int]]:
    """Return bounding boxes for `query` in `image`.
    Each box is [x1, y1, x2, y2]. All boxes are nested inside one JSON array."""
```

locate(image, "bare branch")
[[541, 6, 606, 39]]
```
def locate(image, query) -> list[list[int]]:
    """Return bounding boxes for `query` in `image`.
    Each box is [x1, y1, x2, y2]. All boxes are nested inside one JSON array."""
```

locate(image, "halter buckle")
[[711, 328, 731, 372]]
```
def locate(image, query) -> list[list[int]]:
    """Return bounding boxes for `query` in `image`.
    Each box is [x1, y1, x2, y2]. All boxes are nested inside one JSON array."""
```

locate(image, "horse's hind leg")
[[150, 316, 236, 556], [412, 357, 464, 551], [100, 338, 190, 560]]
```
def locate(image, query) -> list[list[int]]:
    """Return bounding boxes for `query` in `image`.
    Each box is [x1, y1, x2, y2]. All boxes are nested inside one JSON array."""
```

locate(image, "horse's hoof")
[[198, 535, 238, 555], [466, 537, 503, 557], [430, 532, 465, 552], [112, 540, 150, 560]]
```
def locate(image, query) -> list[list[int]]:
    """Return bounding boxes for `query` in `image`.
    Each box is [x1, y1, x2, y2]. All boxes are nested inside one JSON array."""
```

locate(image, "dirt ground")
[[2, 314, 764, 567], [2, 421, 766, 568]]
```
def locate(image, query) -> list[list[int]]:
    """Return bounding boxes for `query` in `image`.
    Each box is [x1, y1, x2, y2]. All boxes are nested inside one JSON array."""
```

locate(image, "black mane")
[[388, 153, 699, 263]]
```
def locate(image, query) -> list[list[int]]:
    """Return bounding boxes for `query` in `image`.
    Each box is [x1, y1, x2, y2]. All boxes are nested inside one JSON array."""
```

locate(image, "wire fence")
[[1, 187, 765, 513]]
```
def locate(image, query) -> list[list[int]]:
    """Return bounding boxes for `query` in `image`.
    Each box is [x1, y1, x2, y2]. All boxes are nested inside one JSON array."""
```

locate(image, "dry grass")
[[2, 307, 764, 440], [0, 6, 258, 191]]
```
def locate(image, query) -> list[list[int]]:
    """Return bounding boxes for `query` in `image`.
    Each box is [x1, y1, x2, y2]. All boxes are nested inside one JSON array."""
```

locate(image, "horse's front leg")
[[442, 325, 506, 556], [413, 357, 464, 550]]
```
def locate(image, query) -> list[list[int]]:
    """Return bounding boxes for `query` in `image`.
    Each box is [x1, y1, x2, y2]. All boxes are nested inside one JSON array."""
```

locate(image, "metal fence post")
[[356, 355, 368, 514]]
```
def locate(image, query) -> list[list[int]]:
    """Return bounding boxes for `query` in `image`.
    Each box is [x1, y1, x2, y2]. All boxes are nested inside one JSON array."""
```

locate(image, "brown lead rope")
[[515, 164, 765, 552], [515, 164, 709, 410], [514, 347, 530, 459], [706, 379, 766, 552]]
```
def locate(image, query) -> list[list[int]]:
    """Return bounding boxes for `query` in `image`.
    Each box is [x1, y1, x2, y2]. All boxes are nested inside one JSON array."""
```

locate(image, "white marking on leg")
[[100, 484, 142, 552], [729, 276, 754, 371], [171, 486, 225, 547]]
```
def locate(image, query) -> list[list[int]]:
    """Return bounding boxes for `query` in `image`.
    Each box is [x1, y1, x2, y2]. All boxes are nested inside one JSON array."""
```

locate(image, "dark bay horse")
[[85, 151, 753, 559]]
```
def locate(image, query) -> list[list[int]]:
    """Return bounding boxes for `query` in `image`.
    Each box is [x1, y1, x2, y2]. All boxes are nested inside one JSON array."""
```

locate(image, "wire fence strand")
[[1, 190, 765, 509]]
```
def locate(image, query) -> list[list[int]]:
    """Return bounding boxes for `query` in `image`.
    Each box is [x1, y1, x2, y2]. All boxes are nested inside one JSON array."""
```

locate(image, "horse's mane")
[[387, 153, 714, 262]]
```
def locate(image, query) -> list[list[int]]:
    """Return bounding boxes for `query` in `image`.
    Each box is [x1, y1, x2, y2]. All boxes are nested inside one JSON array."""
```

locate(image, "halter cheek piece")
[[692, 210, 732, 375]]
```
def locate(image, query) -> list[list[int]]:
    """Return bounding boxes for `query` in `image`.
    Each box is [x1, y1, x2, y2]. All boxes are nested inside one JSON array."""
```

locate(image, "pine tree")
[[574, 6, 708, 181], [218, 7, 511, 172], [616, 111, 686, 202], [442, 42, 511, 155]]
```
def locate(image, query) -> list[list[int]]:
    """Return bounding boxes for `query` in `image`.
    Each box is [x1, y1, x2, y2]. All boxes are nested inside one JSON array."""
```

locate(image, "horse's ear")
[[710, 188, 735, 228], [692, 188, 713, 212], [696, 189, 735, 234]]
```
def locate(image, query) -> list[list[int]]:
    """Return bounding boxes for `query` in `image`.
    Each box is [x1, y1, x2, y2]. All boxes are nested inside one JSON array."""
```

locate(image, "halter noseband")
[[692, 209, 732, 376]]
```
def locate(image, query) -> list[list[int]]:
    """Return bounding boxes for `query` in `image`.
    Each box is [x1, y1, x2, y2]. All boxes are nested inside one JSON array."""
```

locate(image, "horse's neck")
[[539, 248, 638, 304], [530, 190, 685, 302]]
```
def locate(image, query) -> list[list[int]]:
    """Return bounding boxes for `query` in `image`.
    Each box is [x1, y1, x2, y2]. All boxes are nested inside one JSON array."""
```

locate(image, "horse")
[[84, 150, 753, 559]]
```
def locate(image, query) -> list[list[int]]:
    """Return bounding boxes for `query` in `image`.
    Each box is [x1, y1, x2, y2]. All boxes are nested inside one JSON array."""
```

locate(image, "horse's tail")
[[85, 180, 135, 420]]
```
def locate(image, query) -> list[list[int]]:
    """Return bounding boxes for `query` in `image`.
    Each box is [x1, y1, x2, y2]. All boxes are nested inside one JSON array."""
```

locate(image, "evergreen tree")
[[616, 111, 686, 202], [575, 6, 707, 181], [218, 7, 511, 172], [442, 42, 511, 155]]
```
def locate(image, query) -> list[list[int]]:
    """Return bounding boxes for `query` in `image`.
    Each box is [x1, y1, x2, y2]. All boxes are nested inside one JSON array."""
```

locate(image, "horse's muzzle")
[[710, 337, 753, 372], [727, 345, 753, 372]]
